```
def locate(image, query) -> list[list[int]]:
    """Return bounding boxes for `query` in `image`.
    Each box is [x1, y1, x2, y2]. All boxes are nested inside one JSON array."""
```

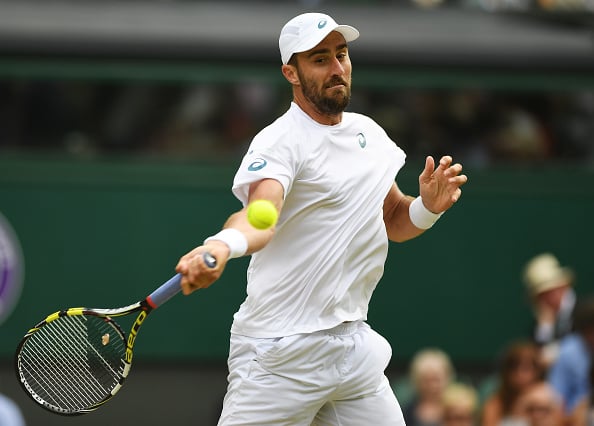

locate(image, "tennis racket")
[[14, 252, 216, 416]]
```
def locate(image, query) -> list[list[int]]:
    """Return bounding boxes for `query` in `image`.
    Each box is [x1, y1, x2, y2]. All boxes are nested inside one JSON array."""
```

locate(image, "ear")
[[281, 64, 300, 86]]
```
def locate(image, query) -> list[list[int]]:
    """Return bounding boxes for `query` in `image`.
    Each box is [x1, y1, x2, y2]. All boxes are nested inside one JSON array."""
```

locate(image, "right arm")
[[175, 178, 284, 295]]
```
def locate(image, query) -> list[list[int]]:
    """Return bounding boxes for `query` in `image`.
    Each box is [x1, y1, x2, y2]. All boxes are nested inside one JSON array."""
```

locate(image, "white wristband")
[[204, 228, 248, 259], [409, 196, 443, 229]]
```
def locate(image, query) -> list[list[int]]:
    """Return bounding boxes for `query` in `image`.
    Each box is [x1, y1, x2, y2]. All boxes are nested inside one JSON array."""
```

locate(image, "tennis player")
[[176, 12, 467, 426]]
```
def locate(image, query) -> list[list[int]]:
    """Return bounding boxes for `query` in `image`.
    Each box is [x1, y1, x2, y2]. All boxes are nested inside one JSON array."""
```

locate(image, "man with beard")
[[176, 12, 468, 425]]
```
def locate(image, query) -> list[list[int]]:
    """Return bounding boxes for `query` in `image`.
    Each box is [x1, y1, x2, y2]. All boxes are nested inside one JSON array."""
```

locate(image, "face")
[[443, 405, 475, 426], [536, 285, 567, 312], [505, 352, 541, 391], [415, 358, 450, 399], [517, 384, 561, 426], [290, 31, 352, 116]]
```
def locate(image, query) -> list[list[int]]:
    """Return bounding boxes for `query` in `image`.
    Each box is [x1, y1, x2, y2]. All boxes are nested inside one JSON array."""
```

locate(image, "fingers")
[[451, 187, 462, 203], [176, 247, 222, 295], [175, 254, 190, 276], [449, 174, 468, 186], [418, 156, 435, 183], [437, 156, 461, 178], [447, 162, 467, 204], [437, 155, 453, 171], [423, 155, 465, 182], [440, 158, 467, 188], [443, 162, 462, 178]]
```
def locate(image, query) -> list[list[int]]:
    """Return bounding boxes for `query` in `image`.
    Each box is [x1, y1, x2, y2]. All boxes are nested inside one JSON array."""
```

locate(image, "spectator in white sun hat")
[[523, 252, 576, 367]]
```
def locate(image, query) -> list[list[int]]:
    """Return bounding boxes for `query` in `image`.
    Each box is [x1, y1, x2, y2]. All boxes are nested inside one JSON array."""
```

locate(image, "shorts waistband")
[[325, 320, 363, 336]]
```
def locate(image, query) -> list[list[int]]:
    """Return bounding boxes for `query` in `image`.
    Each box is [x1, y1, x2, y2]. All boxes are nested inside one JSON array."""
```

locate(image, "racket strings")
[[18, 314, 126, 413], [29, 318, 114, 407]]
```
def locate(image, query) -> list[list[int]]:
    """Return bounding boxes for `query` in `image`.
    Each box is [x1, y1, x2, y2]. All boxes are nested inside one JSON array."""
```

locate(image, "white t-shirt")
[[231, 102, 406, 338]]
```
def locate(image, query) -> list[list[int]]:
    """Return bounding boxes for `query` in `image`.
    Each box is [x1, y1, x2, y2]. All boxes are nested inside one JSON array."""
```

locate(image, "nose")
[[330, 57, 345, 75]]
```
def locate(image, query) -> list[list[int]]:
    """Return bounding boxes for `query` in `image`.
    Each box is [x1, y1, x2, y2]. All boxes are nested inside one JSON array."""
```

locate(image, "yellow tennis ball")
[[247, 200, 278, 230]]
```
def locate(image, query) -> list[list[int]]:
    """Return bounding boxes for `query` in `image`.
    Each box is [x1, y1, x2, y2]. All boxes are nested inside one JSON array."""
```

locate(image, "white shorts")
[[217, 321, 405, 426]]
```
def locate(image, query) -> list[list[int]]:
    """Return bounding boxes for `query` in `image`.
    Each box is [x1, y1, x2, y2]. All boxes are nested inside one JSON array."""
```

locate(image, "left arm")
[[383, 155, 467, 242]]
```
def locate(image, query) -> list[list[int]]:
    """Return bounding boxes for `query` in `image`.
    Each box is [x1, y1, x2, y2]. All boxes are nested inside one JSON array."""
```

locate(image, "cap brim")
[[335, 25, 360, 43]]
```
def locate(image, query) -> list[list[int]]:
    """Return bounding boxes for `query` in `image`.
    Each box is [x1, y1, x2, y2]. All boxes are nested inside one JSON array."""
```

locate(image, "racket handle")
[[147, 252, 217, 308], [203, 252, 217, 268]]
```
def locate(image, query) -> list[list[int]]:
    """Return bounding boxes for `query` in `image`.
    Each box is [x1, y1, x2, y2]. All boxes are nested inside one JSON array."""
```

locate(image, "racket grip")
[[147, 252, 217, 308], [147, 274, 182, 308], [203, 252, 217, 268]]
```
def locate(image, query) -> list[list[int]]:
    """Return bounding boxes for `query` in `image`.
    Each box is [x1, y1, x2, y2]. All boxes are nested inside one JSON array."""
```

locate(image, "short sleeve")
[[232, 142, 296, 206]]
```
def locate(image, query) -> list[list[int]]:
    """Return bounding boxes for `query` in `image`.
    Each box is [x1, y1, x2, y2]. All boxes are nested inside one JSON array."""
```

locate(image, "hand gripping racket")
[[14, 252, 216, 416]]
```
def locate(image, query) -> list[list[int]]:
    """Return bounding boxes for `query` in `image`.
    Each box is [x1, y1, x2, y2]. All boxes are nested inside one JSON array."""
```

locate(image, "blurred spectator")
[[1, 79, 593, 166], [481, 340, 545, 426], [547, 92, 594, 162], [442, 382, 480, 426], [513, 381, 563, 426], [403, 348, 455, 426], [0, 393, 25, 426], [489, 106, 552, 161], [523, 253, 576, 367], [548, 296, 594, 426]]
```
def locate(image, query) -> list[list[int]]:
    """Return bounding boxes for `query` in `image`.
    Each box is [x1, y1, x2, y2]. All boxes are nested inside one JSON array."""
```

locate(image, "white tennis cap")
[[279, 13, 360, 65]]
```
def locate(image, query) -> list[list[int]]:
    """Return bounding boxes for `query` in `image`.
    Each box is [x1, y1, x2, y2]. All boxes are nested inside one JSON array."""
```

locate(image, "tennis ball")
[[247, 200, 278, 230]]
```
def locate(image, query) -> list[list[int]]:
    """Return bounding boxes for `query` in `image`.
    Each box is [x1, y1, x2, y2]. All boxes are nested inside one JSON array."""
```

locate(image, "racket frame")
[[15, 301, 151, 415]]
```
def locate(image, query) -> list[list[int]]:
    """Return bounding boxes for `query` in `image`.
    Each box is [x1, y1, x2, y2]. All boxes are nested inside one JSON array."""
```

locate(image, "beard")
[[298, 71, 351, 115]]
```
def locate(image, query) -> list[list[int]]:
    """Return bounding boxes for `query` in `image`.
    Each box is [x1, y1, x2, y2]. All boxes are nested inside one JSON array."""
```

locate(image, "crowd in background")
[[396, 253, 594, 426], [0, 80, 593, 168]]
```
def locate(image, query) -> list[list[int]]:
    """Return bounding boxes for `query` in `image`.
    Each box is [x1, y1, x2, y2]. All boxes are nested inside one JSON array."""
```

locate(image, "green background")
[[2, 155, 593, 364]]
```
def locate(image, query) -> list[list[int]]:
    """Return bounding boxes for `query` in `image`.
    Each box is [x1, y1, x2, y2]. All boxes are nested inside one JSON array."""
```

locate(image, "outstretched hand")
[[418, 155, 467, 214]]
